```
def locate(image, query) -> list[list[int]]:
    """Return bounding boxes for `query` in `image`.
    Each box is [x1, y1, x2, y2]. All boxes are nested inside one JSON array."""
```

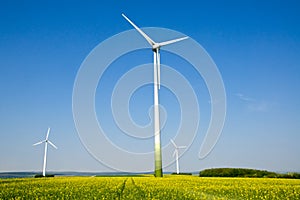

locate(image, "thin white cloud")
[[235, 93, 256, 102], [247, 101, 276, 112], [248, 102, 266, 112], [235, 93, 275, 112]]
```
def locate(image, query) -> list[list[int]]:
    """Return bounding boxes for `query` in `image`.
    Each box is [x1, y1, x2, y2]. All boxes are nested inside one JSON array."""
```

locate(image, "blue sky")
[[0, 0, 300, 173]]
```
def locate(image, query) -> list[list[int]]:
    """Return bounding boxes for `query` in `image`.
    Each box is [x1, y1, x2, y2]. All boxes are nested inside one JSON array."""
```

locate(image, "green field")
[[1, 175, 299, 199]]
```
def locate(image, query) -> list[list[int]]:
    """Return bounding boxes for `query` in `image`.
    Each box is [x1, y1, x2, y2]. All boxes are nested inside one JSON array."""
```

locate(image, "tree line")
[[199, 168, 300, 179]]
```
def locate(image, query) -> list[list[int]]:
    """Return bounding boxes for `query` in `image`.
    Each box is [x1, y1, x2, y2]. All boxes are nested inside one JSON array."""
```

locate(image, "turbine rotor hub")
[[152, 43, 160, 50]]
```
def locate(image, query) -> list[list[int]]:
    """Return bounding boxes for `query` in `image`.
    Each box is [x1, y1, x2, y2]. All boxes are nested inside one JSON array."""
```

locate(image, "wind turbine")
[[171, 139, 186, 174], [122, 14, 188, 177], [33, 127, 57, 177]]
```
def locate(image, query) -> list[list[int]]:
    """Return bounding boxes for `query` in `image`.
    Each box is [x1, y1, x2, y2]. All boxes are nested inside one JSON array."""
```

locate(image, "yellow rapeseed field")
[[0, 175, 299, 199]]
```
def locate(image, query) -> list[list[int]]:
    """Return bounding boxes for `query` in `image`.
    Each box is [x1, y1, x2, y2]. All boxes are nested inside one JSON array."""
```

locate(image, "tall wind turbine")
[[33, 127, 57, 177], [122, 14, 188, 177], [171, 139, 186, 174]]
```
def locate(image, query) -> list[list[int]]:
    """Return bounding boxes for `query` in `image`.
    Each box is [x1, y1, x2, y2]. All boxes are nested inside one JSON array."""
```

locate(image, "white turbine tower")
[[122, 14, 188, 177], [171, 139, 186, 174], [33, 127, 57, 177]]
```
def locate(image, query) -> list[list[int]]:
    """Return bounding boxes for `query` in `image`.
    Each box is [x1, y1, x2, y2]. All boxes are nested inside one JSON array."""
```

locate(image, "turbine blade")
[[33, 140, 46, 146], [122, 13, 156, 46], [46, 127, 50, 140], [158, 36, 188, 47], [178, 146, 187, 149], [157, 51, 161, 89], [170, 139, 177, 148], [172, 150, 177, 157], [48, 141, 58, 149]]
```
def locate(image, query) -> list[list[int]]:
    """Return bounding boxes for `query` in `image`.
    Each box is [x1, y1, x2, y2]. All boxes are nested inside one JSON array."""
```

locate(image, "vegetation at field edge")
[[199, 168, 300, 179]]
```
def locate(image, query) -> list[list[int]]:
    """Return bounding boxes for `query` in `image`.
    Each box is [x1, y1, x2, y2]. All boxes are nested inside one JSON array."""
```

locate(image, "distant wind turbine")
[[33, 127, 57, 177], [122, 13, 188, 177], [171, 139, 186, 174]]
